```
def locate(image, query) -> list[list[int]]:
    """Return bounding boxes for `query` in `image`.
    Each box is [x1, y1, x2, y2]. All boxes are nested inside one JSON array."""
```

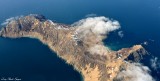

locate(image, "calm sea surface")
[[0, 0, 160, 81]]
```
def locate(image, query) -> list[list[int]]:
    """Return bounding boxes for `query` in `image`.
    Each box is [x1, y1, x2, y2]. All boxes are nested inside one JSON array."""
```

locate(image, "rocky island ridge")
[[0, 14, 152, 81]]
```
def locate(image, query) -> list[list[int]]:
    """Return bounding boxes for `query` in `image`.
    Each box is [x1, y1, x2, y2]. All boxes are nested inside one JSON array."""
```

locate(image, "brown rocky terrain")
[[0, 14, 147, 81]]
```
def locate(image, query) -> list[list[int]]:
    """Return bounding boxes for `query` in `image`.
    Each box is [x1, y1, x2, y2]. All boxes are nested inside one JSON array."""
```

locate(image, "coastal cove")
[[0, 37, 83, 81]]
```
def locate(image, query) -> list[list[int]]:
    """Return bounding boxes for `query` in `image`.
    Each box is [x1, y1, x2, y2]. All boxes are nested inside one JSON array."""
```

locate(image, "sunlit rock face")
[[0, 14, 151, 81]]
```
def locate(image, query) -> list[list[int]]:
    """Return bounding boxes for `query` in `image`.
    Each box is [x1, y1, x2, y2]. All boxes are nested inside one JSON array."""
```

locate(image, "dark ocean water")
[[0, 0, 160, 81], [0, 37, 82, 81]]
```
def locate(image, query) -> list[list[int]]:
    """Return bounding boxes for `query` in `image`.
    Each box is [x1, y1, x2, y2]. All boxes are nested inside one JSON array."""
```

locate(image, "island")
[[0, 14, 147, 81]]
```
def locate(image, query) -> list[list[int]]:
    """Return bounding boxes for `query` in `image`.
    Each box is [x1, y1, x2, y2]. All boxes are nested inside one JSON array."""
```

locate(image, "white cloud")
[[141, 41, 148, 45], [149, 39, 155, 42], [1, 15, 23, 26], [115, 63, 155, 81], [72, 16, 120, 55], [85, 14, 97, 17], [72, 16, 120, 39], [118, 31, 124, 38], [89, 45, 110, 55], [150, 56, 160, 70]]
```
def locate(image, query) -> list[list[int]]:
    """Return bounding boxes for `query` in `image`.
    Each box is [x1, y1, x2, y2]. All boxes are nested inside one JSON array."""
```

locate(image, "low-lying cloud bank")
[[115, 63, 155, 81]]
